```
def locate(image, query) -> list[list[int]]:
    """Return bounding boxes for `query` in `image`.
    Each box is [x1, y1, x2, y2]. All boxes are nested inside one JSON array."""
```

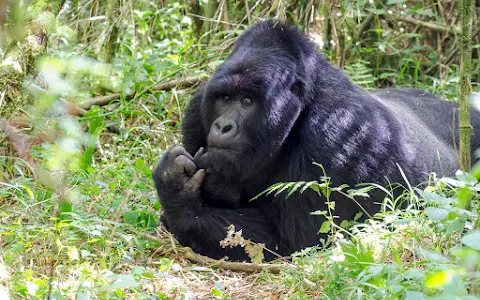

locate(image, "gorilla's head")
[[196, 21, 319, 181]]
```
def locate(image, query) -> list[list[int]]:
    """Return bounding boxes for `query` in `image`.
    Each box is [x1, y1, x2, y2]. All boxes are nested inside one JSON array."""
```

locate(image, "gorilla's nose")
[[210, 118, 238, 144]]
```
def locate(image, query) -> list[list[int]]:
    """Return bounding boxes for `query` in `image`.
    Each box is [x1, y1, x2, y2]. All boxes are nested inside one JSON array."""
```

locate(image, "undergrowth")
[[0, 0, 480, 299]]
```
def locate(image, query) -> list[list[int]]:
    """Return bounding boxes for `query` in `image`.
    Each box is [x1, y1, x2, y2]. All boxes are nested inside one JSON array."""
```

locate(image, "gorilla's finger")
[[185, 169, 206, 193], [170, 146, 194, 161], [194, 147, 205, 161], [174, 155, 197, 177], [194, 152, 211, 169]]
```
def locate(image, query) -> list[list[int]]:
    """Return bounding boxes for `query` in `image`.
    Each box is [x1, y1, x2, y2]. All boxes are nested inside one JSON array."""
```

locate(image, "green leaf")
[[418, 248, 447, 262], [425, 270, 453, 288], [445, 216, 466, 236], [405, 291, 426, 300], [79, 146, 95, 171], [353, 212, 363, 221], [135, 158, 146, 172], [85, 106, 105, 135], [286, 181, 307, 198], [59, 200, 72, 220], [59, 200, 72, 213], [124, 211, 139, 225], [102, 274, 140, 290], [339, 219, 352, 229], [417, 190, 452, 205], [425, 207, 448, 221], [67, 246, 79, 261], [379, 72, 400, 79], [456, 170, 478, 185], [461, 230, 480, 250], [274, 182, 295, 197], [414, 8, 435, 16], [211, 289, 223, 297], [300, 181, 318, 193], [318, 221, 331, 233], [366, 8, 386, 15]]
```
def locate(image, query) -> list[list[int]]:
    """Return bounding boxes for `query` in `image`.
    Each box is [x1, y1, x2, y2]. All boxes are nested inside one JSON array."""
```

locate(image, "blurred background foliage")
[[0, 0, 479, 299]]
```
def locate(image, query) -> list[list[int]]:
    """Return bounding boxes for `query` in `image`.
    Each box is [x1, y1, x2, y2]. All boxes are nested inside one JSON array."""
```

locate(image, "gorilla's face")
[[197, 56, 304, 180], [207, 94, 257, 153]]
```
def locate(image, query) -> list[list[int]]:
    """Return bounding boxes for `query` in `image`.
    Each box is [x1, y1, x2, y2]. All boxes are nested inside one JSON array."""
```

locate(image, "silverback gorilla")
[[153, 20, 480, 261]]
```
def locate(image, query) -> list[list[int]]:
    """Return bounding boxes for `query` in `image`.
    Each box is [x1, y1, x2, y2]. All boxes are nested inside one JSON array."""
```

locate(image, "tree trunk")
[[458, 0, 474, 171]]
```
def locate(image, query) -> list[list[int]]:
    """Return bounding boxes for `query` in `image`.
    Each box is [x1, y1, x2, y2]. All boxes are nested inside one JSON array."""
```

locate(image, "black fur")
[[153, 20, 479, 261]]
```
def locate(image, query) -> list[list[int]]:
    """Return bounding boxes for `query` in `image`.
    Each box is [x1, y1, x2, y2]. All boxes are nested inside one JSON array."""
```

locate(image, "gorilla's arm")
[[153, 146, 278, 261]]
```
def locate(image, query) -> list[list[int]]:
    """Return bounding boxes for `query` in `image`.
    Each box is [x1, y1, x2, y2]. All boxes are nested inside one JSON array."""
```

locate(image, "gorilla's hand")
[[193, 147, 242, 208], [153, 146, 205, 200], [193, 147, 211, 169]]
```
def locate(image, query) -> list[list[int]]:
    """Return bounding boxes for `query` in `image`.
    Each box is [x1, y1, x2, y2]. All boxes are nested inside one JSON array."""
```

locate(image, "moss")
[[0, 30, 46, 117]]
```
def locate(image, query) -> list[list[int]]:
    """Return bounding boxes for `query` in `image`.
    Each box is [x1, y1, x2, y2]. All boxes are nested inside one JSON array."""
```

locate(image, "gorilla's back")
[[373, 88, 480, 152], [371, 88, 480, 176]]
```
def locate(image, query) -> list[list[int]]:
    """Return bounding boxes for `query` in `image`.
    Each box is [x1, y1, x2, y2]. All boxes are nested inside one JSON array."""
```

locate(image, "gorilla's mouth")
[[207, 145, 241, 154]]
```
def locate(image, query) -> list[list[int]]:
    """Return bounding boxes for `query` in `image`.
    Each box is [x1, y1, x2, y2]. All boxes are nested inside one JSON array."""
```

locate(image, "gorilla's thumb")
[[185, 169, 206, 192]]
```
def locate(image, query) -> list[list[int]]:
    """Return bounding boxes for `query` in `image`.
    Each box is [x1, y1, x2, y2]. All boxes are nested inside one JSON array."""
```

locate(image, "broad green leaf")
[[102, 274, 140, 290], [418, 190, 452, 205], [456, 170, 478, 185], [445, 216, 466, 236], [123, 211, 139, 225], [462, 230, 480, 250], [405, 291, 426, 300], [418, 248, 447, 262], [425, 207, 448, 221]]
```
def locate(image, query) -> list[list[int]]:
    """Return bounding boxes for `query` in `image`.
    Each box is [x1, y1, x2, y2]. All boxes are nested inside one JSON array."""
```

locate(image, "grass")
[[1, 0, 480, 299]]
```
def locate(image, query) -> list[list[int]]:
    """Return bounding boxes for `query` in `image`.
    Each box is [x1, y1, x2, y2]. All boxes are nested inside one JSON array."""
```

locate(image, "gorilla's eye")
[[222, 96, 230, 102], [242, 98, 253, 105]]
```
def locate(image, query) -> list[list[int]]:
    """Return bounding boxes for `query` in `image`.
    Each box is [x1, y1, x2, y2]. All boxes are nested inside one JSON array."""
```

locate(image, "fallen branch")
[[142, 232, 293, 274], [81, 75, 207, 109], [389, 14, 459, 34]]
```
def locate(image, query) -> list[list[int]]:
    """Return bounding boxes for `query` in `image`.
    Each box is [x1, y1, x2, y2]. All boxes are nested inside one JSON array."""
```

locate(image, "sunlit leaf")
[[425, 270, 453, 288], [67, 246, 79, 261], [318, 221, 331, 233]]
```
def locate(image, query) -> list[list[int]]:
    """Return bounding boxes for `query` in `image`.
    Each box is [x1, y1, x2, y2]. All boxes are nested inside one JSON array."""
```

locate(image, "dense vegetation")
[[0, 0, 479, 298]]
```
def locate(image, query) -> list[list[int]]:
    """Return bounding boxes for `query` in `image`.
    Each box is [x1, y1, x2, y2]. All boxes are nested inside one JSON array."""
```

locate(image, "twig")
[[354, 12, 375, 40], [182, 249, 287, 274], [142, 233, 293, 274], [80, 75, 207, 109], [426, 22, 480, 74], [389, 14, 459, 34]]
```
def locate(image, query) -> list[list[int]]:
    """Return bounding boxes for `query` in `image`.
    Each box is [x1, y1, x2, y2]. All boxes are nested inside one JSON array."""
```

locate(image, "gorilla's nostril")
[[222, 124, 233, 133]]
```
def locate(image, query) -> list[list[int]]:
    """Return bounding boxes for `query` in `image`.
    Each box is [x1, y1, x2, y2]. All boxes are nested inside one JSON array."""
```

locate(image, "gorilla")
[[153, 20, 479, 261]]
